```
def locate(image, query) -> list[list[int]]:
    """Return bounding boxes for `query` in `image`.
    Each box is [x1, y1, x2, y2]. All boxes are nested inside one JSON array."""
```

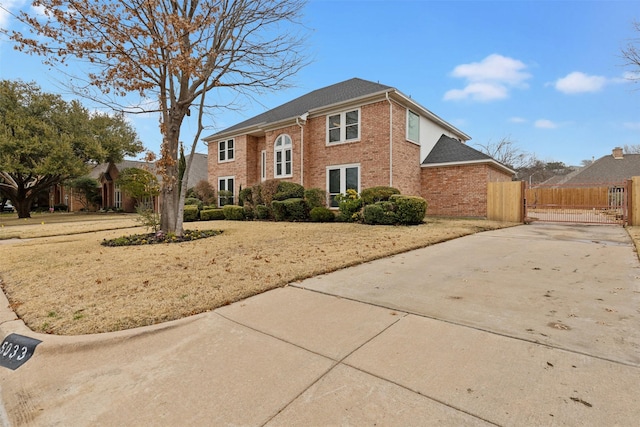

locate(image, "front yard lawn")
[[0, 215, 516, 335]]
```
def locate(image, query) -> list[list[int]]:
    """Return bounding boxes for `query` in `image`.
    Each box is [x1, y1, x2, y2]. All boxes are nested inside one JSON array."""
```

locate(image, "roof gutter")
[[422, 159, 515, 175]]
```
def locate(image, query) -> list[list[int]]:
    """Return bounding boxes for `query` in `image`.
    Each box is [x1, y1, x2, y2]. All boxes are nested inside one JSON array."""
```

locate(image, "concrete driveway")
[[1, 223, 639, 426]]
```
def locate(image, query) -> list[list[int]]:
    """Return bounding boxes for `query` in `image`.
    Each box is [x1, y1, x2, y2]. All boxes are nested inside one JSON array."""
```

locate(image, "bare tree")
[[9, 0, 308, 234], [474, 137, 532, 170], [622, 20, 640, 82], [624, 144, 640, 154]]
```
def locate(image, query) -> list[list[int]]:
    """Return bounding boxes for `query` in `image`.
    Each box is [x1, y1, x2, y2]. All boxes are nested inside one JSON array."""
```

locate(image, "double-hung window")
[[407, 110, 420, 143], [218, 139, 234, 162], [114, 184, 122, 209], [218, 176, 234, 207], [274, 134, 292, 178], [327, 109, 360, 144], [327, 164, 360, 208]]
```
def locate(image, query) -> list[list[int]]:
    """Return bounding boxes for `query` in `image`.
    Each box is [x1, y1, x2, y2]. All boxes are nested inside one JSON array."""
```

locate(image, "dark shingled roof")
[[422, 134, 493, 164], [562, 153, 640, 185], [208, 78, 393, 137]]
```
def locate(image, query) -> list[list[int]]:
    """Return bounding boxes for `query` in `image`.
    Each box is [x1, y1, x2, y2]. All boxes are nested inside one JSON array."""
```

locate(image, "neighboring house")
[[203, 78, 514, 217], [50, 153, 209, 213], [554, 147, 640, 186]]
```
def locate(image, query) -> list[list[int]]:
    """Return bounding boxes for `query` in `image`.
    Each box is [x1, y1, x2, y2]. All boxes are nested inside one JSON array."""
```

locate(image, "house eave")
[[203, 87, 471, 143], [422, 159, 515, 175], [390, 91, 471, 141]]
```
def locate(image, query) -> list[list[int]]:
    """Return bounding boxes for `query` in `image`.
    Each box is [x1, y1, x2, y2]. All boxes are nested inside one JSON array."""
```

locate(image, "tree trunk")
[[159, 109, 187, 235], [15, 199, 32, 218]]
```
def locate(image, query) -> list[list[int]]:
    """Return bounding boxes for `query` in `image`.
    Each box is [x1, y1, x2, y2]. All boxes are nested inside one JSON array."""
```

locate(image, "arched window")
[[274, 134, 292, 178]]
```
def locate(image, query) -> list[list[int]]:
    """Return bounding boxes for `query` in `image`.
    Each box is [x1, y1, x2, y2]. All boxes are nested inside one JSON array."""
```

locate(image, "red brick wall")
[[305, 101, 394, 191], [391, 101, 421, 196], [421, 164, 513, 217]]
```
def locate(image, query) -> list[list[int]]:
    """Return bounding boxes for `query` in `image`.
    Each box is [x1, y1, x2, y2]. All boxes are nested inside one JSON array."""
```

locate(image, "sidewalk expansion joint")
[[292, 284, 640, 369]]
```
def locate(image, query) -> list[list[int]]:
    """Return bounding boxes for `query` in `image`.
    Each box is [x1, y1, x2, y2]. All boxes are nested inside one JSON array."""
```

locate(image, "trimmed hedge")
[[304, 188, 327, 209], [390, 195, 427, 225], [363, 201, 398, 225], [238, 187, 253, 207], [310, 206, 335, 222], [274, 181, 305, 201], [272, 198, 308, 221], [255, 204, 271, 220], [360, 186, 400, 205], [200, 208, 225, 221], [183, 205, 199, 222], [184, 197, 203, 210], [222, 205, 245, 221]]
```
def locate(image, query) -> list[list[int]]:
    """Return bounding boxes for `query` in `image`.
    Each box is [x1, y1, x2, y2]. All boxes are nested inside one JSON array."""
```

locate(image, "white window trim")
[[274, 134, 293, 178], [114, 184, 122, 209], [326, 163, 361, 208], [218, 139, 235, 163], [261, 150, 267, 182], [406, 109, 420, 144], [218, 175, 235, 206], [326, 108, 361, 145]]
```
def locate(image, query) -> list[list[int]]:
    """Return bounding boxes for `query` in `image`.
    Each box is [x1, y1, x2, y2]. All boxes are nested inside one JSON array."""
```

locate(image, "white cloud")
[[444, 82, 509, 102], [535, 119, 558, 129], [554, 71, 607, 94], [444, 54, 531, 102], [509, 117, 527, 123], [0, 0, 26, 29]]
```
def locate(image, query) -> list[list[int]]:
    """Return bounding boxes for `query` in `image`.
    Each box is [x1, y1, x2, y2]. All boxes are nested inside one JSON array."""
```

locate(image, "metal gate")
[[525, 182, 628, 225]]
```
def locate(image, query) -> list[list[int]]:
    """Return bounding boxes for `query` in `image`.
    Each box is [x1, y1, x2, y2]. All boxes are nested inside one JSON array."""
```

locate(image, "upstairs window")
[[218, 139, 234, 162], [407, 110, 420, 142], [274, 134, 292, 178], [327, 109, 360, 144]]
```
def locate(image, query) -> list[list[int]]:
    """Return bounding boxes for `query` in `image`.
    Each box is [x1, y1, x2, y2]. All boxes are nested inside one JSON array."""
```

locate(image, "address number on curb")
[[0, 334, 42, 371]]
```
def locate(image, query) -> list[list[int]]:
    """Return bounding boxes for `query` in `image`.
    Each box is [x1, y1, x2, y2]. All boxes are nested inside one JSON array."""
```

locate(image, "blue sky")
[[1, 0, 639, 166]]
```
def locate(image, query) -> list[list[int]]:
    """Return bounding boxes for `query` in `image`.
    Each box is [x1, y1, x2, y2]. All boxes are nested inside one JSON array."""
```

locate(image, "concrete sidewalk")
[[1, 224, 640, 426]]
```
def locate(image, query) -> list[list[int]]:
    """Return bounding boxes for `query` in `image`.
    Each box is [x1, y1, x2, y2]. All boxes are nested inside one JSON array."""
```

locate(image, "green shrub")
[[184, 197, 203, 210], [222, 205, 245, 221], [363, 201, 398, 225], [336, 189, 363, 222], [261, 179, 280, 206], [304, 188, 327, 209], [255, 204, 271, 220], [390, 195, 427, 225], [251, 184, 264, 206], [203, 205, 217, 210], [243, 205, 255, 220], [218, 190, 234, 207], [272, 198, 308, 221], [200, 208, 225, 221], [310, 206, 335, 222], [183, 205, 199, 222], [238, 187, 253, 207], [360, 186, 401, 205], [274, 181, 305, 201]]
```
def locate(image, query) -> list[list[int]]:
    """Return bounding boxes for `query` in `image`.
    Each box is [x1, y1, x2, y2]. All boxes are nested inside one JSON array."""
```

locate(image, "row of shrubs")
[[183, 180, 427, 225]]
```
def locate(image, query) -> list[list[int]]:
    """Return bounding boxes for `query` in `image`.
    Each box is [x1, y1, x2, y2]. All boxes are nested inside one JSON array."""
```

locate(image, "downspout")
[[296, 112, 309, 186], [386, 92, 393, 187]]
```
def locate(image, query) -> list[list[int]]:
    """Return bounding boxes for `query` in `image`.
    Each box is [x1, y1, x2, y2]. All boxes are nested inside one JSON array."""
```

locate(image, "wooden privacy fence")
[[487, 178, 640, 225], [525, 185, 622, 208], [487, 181, 524, 223]]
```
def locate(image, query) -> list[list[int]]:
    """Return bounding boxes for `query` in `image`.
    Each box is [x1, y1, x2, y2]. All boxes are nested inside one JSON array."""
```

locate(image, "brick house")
[[50, 154, 208, 212], [203, 78, 514, 216]]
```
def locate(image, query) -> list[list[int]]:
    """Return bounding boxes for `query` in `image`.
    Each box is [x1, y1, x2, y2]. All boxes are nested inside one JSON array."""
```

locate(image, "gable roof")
[[421, 135, 515, 175], [87, 153, 208, 187], [561, 153, 640, 185], [204, 78, 469, 141]]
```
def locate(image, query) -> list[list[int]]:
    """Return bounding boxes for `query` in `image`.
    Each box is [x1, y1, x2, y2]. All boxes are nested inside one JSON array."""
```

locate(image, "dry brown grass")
[[1, 214, 517, 335]]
